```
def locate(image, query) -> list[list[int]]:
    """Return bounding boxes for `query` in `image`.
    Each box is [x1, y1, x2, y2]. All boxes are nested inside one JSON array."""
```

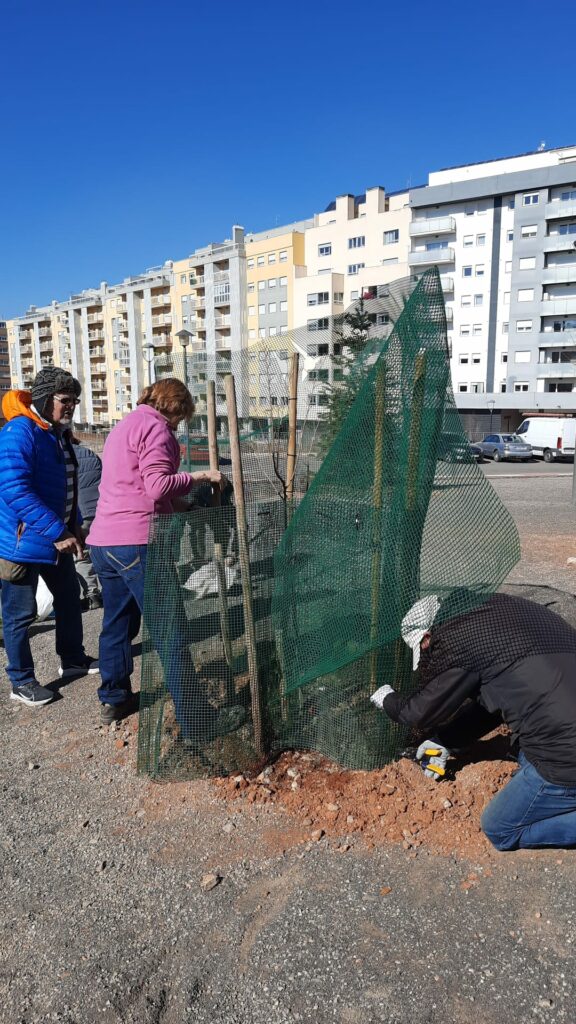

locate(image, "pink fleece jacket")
[[86, 404, 195, 546]]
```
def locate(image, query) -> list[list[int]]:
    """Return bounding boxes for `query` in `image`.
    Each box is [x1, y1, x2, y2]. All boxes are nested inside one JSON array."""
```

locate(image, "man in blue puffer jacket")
[[0, 367, 97, 707]]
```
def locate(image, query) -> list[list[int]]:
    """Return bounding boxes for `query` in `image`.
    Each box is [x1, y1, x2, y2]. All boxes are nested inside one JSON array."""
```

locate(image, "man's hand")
[[416, 740, 450, 780], [370, 684, 395, 709], [54, 530, 84, 560]]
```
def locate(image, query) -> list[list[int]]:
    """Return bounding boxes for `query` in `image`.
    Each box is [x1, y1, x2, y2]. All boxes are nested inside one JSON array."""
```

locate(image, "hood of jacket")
[[1, 389, 50, 429]]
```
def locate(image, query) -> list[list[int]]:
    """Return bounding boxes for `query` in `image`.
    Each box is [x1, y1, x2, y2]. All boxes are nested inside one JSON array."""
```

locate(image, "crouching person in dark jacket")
[[371, 592, 576, 851], [71, 437, 103, 610]]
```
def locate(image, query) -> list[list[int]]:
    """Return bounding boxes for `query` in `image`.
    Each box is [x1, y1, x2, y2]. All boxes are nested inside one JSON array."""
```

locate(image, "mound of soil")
[[214, 743, 518, 860]]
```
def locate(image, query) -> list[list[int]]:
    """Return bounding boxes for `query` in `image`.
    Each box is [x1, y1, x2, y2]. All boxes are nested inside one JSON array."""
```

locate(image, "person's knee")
[[480, 806, 520, 851]]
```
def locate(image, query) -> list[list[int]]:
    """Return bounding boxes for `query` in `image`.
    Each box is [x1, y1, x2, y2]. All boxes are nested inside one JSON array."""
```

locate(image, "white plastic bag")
[[36, 577, 54, 622]]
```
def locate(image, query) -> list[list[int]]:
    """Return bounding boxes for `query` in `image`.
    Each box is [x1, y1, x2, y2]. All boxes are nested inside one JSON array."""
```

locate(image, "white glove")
[[416, 740, 450, 780], [370, 684, 395, 709]]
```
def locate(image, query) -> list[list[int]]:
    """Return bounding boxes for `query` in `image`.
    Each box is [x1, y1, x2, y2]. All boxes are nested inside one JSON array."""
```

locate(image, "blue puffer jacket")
[[0, 393, 78, 565]]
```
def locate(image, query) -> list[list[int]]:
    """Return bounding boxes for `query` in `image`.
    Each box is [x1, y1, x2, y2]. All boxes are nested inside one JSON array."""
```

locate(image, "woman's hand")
[[193, 469, 229, 491]]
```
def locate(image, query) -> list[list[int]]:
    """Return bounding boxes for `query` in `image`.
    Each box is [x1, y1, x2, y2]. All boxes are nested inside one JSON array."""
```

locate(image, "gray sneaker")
[[11, 682, 54, 707]]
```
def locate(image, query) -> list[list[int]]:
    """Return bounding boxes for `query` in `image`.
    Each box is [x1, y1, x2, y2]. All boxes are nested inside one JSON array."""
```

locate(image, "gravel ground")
[[1, 476, 576, 1024]]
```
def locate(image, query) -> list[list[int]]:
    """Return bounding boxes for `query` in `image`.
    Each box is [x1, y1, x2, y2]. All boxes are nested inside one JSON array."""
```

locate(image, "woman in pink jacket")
[[88, 379, 225, 725]]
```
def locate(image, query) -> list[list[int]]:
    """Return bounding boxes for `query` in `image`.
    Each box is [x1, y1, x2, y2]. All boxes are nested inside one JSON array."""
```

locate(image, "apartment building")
[[409, 144, 576, 428], [0, 320, 9, 405]]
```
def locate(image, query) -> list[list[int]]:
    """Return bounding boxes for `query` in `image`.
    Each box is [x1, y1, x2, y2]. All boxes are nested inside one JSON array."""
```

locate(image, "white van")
[[516, 417, 576, 462]]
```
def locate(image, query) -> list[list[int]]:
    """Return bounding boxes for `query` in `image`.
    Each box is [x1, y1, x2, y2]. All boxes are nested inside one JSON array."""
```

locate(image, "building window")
[[334, 292, 343, 303], [383, 229, 399, 245], [269, 303, 277, 313], [461, 294, 472, 307], [508, 199, 515, 209], [515, 351, 531, 363], [473, 324, 482, 336], [558, 223, 576, 236], [475, 265, 485, 276], [348, 236, 366, 249], [518, 288, 534, 302], [516, 319, 533, 332], [514, 382, 529, 392], [463, 235, 473, 247], [523, 193, 539, 205], [502, 353, 508, 362], [501, 382, 507, 392], [259, 328, 266, 339], [465, 207, 474, 217], [471, 383, 484, 392], [256, 256, 265, 267], [180, 274, 187, 284], [561, 189, 576, 201], [521, 224, 537, 238], [458, 384, 469, 391], [348, 264, 365, 275], [258, 304, 265, 315], [248, 306, 255, 316], [246, 258, 255, 269], [502, 322, 509, 334], [476, 234, 486, 246], [307, 318, 329, 331], [519, 256, 536, 270], [279, 276, 288, 287], [280, 325, 288, 334], [268, 278, 277, 288], [376, 312, 390, 326], [459, 354, 469, 364], [269, 326, 277, 336], [460, 325, 471, 336], [279, 250, 288, 262], [268, 253, 276, 264], [258, 280, 265, 291], [474, 294, 483, 306], [462, 266, 472, 277], [318, 243, 332, 257], [507, 230, 514, 242], [247, 283, 255, 293], [472, 353, 481, 364], [248, 329, 256, 340], [280, 300, 288, 312], [307, 292, 329, 306]]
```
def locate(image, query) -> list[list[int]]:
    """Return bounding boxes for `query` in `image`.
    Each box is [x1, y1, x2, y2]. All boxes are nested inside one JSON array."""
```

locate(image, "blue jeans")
[[1, 555, 85, 689], [90, 544, 207, 739], [481, 752, 576, 850]]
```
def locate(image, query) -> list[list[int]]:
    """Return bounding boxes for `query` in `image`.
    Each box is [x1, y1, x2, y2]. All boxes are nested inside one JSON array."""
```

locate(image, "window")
[[463, 235, 473, 247], [348, 264, 365, 275], [307, 318, 329, 331], [523, 193, 539, 206], [561, 189, 576, 201], [333, 292, 344, 303], [318, 243, 332, 257], [558, 222, 576, 235], [268, 253, 276, 264], [459, 354, 469, 364], [502, 322, 509, 334], [350, 291, 359, 301], [460, 325, 471, 336], [472, 353, 481, 364], [280, 300, 288, 312], [268, 278, 277, 288], [383, 229, 399, 245], [476, 234, 486, 246], [279, 276, 288, 287], [258, 304, 265, 315], [309, 369, 329, 382], [269, 326, 277, 336], [248, 329, 256, 340], [257, 255, 265, 266], [247, 258, 255, 269], [521, 224, 537, 238], [516, 319, 533, 332], [465, 206, 474, 217], [348, 236, 366, 248], [377, 312, 390, 326], [501, 353, 508, 363], [247, 283, 255, 293], [279, 350, 289, 360], [514, 382, 529, 392], [505, 261, 512, 272], [248, 306, 255, 316], [473, 324, 482, 336], [475, 265, 485, 276], [501, 382, 507, 392], [280, 325, 288, 334], [507, 230, 514, 242], [519, 256, 536, 270], [474, 294, 483, 306], [458, 384, 469, 391], [471, 383, 484, 393], [508, 199, 515, 209], [258, 280, 266, 291], [269, 303, 277, 313], [515, 351, 531, 363], [258, 328, 266, 339], [461, 294, 471, 307], [518, 288, 534, 302], [279, 250, 287, 262], [382, 257, 399, 266], [180, 274, 187, 284], [462, 266, 472, 277]]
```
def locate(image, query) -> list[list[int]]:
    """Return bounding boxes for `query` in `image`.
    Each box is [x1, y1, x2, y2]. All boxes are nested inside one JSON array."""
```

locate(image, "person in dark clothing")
[[70, 438, 103, 609], [371, 592, 576, 851]]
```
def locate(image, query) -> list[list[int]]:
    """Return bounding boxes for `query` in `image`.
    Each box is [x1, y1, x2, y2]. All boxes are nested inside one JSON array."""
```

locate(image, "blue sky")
[[1, 0, 574, 316]]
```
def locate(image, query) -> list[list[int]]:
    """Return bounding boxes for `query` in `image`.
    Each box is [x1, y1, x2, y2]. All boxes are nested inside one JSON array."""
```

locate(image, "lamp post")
[[487, 398, 495, 434], [142, 342, 156, 386], [176, 329, 193, 469]]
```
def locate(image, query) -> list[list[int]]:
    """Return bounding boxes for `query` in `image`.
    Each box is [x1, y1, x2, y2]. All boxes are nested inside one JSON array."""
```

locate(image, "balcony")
[[151, 314, 172, 327], [543, 236, 576, 253], [445, 306, 454, 324], [38, 327, 51, 338], [152, 333, 172, 348], [90, 349, 106, 359], [189, 275, 205, 287], [39, 342, 53, 353], [539, 331, 576, 346], [215, 315, 231, 328], [542, 266, 576, 285], [408, 247, 455, 266], [214, 291, 230, 307], [115, 303, 128, 313], [116, 320, 129, 331], [409, 216, 456, 237], [19, 330, 32, 341], [545, 201, 576, 221], [88, 331, 104, 341], [151, 294, 172, 307], [541, 297, 576, 316], [441, 276, 454, 293], [537, 363, 576, 378], [87, 312, 104, 324], [214, 270, 230, 284], [216, 339, 231, 351]]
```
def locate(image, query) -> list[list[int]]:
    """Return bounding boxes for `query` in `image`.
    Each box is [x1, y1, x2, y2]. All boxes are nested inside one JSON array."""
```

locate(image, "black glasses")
[[54, 395, 80, 406]]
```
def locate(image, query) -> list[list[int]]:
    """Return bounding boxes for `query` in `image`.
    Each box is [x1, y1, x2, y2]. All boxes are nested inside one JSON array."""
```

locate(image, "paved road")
[[481, 459, 574, 480]]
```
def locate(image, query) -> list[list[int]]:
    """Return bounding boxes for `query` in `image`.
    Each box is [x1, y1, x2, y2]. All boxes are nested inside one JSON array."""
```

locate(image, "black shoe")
[[100, 693, 139, 724], [59, 656, 99, 679], [11, 682, 54, 707], [87, 594, 103, 610]]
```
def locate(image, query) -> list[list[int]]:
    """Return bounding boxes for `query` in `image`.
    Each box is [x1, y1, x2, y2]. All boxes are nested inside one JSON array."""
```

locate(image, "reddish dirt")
[[214, 740, 518, 861]]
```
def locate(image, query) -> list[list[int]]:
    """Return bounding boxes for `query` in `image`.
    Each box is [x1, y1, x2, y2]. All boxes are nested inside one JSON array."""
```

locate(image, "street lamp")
[[176, 329, 193, 469], [487, 398, 495, 434], [142, 342, 156, 386]]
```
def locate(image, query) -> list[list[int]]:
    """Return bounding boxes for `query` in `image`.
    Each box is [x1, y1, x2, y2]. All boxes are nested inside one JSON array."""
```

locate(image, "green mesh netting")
[[137, 268, 520, 779]]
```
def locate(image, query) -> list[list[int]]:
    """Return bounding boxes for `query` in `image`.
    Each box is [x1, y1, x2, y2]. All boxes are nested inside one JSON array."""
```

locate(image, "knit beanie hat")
[[31, 366, 81, 420]]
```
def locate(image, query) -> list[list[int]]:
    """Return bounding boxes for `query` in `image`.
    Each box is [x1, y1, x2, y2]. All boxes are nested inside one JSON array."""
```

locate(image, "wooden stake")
[[405, 351, 427, 513], [370, 362, 386, 688], [207, 381, 234, 671], [224, 373, 265, 757], [286, 352, 299, 505]]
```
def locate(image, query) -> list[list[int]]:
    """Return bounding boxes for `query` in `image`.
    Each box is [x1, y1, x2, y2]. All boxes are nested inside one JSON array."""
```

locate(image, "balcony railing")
[[545, 201, 576, 221], [408, 247, 455, 265], [90, 349, 106, 358], [38, 327, 51, 337], [541, 297, 576, 316], [215, 315, 231, 328], [88, 331, 104, 341], [536, 363, 576, 378], [87, 313, 104, 324], [152, 333, 172, 347], [115, 303, 127, 313], [189, 275, 205, 287], [214, 270, 230, 284], [216, 339, 232, 351], [542, 267, 576, 285], [214, 291, 231, 306], [409, 216, 456, 236], [543, 237, 576, 253], [19, 330, 32, 341], [152, 314, 172, 326], [151, 294, 172, 307]]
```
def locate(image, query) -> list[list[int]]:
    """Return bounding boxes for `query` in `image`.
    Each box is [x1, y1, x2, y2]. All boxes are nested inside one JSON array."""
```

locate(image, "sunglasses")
[[54, 395, 80, 407]]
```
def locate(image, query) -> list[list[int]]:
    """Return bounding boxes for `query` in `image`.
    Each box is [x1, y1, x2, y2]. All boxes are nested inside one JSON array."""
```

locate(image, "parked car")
[[478, 433, 533, 462], [516, 417, 576, 462], [469, 442, 484, 463], [437, 432, 484, 463]]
